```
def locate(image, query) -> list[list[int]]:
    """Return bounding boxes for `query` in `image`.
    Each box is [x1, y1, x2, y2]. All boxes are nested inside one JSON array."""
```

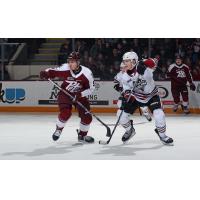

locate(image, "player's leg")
[[118, 99, 138, 143], [171, 86, 180, 112], [140, 106, 152, 121], [181, 86, 190, 114], [53, 92, 72, 141], [76, 98, 94, 143], [148, 95, 173, 145]]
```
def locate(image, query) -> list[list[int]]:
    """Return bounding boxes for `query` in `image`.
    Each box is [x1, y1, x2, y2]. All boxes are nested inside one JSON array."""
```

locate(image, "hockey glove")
[[190, 83, 196, 91], [143, 58, 158, 69], [137, 58, 158, 75], [124, 90, 135, 103], [114, 83, 123, 92], [40, 71, 50, 80]]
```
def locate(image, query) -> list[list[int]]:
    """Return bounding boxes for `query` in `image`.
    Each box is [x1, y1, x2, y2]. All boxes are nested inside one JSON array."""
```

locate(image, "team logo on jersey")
[[0, 83, 25, 104], [134, 79, 147, 91], [65, 81, 82, 92], [176, 70, 186, 78]]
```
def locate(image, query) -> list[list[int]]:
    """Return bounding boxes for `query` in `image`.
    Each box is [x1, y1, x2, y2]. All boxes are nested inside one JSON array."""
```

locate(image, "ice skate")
[[155, 129, 174, 146], [52, 129, 62, 141], [122, 120, 136, 143], [173, 104, 178, 112], [183, 106, 190, 114], [77, 129, 94, 144]]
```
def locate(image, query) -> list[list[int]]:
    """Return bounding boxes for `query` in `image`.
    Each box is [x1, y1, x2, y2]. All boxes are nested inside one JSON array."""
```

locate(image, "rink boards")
[[0, 81, 200, 113]]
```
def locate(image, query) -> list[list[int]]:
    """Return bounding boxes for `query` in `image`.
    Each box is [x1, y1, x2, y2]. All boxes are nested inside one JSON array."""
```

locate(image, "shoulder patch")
[[168, 64, 175, 72]]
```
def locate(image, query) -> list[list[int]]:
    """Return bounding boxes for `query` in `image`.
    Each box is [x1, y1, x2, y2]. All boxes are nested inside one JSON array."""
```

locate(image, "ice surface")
[[0, 112, 200, 160]]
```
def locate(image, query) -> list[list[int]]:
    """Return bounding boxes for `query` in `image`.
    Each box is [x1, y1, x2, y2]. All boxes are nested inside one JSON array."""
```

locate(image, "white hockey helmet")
[[122, 51, 138, 64]]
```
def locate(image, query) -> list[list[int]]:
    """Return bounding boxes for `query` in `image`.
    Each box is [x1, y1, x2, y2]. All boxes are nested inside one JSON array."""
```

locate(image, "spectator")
[[56, 38, 200, 81], [82, 51, 89, 66], [90, 39, 104, 59], [192, 39, 200, 64], [75, 40, 86, 55], [109, 48, 121, 65], [58, 41, 71, 65]]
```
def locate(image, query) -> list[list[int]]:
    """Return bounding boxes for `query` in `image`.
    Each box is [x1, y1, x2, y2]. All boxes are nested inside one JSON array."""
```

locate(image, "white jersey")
[[114, 71, 124, 87], [121, 67, 158, 103]]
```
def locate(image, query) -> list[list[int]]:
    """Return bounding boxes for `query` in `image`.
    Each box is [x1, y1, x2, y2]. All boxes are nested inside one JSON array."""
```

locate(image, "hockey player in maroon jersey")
[[167, 55, 196, 114], [40, 52, 95, 143]]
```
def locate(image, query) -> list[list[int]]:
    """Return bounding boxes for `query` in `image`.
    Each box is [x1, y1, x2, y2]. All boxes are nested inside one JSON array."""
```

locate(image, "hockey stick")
[[99, 109, 123, 145], [99, 76, 140, 145], [48, 79, 111, 137], [100, 121, 149, 126]]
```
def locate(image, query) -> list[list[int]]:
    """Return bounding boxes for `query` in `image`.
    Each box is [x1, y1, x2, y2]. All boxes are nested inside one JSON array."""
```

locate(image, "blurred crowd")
[[58, 38, 200, 81], [1, 38, 200, 81]]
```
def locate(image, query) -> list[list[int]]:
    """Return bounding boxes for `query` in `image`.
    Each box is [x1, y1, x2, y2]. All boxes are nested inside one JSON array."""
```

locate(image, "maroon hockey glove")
[[124, 90, 135, 103], [190, 83, 196, 91], [143, 58, 158, 69], [40, 71, 50, 80]]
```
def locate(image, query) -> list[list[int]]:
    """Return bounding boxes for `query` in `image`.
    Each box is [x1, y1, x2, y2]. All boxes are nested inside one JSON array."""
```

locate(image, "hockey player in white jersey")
[[114, 62, 152, 121], [118, 52, 173, 145]]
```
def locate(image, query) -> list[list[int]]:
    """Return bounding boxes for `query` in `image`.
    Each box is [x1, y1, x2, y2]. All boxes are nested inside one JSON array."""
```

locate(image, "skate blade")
[[72, 142, 84, 146], [73, 140, 95, 146], [122, 133, 136, 144], [161, 141, 174, 146]]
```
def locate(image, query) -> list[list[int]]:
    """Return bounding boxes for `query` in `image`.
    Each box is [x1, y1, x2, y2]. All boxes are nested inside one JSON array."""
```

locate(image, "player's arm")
[[185, 66, 196, 91], [40, 64, 68, 79], [81, 71, 95, 97], [166, 65, 173, 79], [185, 66, 193, 84], [113, 73, 123, 92], [137, 58, 158, 75]]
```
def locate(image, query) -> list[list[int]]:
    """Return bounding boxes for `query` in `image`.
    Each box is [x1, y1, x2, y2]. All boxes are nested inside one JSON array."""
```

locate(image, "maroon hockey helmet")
[[175, 55, 183, 66], [68, 52, 80, 61], [175, 55, 183, 60]]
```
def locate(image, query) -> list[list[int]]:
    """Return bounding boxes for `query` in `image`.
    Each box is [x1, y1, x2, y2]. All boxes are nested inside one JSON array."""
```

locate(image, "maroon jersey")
[[46, 63, 95, 97], [167, 63, 193, 87]]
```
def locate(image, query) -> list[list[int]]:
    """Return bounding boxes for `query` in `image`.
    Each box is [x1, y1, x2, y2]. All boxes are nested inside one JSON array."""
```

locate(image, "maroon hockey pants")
[[171, 85, 188, 104], [57, 91, 92, 126]]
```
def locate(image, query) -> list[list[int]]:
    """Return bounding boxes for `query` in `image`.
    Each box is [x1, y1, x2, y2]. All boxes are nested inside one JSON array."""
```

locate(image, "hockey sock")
[[79, 122, 90, 136]]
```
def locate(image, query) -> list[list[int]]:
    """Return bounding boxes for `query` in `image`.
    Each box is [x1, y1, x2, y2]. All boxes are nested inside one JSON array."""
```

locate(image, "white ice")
[[0, 112, 200, 160]]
